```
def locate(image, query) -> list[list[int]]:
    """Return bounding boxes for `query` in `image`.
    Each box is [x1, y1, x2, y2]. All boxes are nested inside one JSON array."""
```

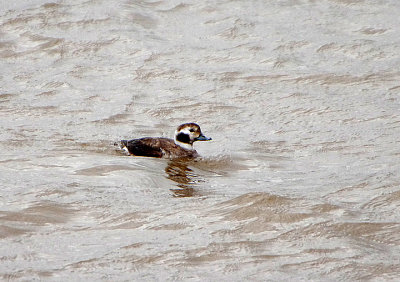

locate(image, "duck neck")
[[174, 131, 194, 150]]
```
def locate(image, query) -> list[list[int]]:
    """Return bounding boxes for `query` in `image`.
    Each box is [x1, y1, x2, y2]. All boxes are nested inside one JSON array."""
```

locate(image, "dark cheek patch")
[[176, 132, 191, 144]]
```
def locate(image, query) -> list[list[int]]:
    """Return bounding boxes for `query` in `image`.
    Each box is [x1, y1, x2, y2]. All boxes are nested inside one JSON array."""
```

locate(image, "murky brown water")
[[1, 0, 400, 280]]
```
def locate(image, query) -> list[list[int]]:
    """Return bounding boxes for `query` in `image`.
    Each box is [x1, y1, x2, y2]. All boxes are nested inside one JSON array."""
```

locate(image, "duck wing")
[[120, 137, 168, 158]]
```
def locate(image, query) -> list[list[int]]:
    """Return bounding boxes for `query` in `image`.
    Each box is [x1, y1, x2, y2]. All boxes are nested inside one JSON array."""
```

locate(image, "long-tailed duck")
[[119, 123, 211, 159]]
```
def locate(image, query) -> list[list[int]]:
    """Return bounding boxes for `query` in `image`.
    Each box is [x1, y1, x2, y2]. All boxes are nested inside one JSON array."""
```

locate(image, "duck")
[[118, 123, 212, 159]]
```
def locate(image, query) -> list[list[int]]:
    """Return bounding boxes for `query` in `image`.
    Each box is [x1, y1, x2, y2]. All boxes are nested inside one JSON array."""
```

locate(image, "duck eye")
[[189, 128, 195, 132]]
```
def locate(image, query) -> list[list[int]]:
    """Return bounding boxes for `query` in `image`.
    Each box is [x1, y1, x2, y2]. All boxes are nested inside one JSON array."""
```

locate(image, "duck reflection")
[[165, 159, 203, 197]]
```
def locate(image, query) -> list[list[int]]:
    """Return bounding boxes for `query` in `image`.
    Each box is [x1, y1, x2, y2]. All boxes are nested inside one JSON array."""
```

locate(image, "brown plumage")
[[119, 123, 211, 159]]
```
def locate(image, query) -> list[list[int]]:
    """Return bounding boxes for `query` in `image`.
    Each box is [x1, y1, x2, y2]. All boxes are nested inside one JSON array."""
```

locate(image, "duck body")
[[121, 137, 199, 159], [119, 123, 211, 159]]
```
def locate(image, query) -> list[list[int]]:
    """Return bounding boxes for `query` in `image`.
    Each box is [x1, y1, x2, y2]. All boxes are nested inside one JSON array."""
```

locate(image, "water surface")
[[1, 0, 400, 280]]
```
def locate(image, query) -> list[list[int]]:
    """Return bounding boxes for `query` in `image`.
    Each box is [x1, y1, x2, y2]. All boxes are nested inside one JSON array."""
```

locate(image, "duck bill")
[[195, 134, 212, 141]]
